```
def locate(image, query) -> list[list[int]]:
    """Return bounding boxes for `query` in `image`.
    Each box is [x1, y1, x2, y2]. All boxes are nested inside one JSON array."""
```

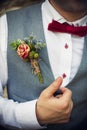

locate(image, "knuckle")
[[69, 89, 72, 96], [71, 101, 74, 108], [61, 102, 69, 110], [59, 119, 70, 124], [65, 109, 71, 117], [65, 105, 72, 116]]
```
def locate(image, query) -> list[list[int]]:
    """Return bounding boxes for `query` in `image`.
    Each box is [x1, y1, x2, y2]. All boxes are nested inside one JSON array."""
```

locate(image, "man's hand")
[[36, 77, 73, 125]]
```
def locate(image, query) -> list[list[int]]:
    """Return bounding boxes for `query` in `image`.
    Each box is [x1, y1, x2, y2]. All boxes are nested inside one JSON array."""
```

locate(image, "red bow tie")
[[48, 20, 87, 37]]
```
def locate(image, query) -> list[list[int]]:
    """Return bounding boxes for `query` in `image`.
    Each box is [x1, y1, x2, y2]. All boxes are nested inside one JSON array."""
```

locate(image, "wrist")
[[36, 101, 47, 127]]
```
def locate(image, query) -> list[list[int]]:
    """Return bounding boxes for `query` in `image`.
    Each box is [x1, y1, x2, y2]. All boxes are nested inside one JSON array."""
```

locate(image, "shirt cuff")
[[15, 99, 46, 129]]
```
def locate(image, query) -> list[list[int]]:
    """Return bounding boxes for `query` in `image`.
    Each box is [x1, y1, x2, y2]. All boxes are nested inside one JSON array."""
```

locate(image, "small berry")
[[34, 53, 39, 59]]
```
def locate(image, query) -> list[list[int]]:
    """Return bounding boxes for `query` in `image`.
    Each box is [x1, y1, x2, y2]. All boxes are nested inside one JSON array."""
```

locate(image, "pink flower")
[[17, 43, 30, 59]]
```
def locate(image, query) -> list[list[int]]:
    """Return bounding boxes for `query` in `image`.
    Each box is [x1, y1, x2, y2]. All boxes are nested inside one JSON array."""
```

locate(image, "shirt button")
[[65, 43, 69, 49], [62, 73, 67, 79]]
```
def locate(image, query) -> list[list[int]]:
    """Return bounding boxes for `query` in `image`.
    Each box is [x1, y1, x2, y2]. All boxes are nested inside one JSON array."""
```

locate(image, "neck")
[[49, 0, 87, 22]]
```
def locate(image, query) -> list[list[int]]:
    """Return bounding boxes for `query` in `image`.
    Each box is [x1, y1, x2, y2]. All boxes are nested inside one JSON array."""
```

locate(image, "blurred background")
[[0, 0, 43, 16]]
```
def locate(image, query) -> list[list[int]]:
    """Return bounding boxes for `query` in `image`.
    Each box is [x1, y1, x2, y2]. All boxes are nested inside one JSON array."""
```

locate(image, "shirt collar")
[[45, 0, 87, 26], [70, 15, 87, 26]]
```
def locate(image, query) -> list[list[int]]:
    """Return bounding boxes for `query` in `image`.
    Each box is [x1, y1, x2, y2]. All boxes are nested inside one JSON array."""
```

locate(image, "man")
[[0, 0, 87, 129]]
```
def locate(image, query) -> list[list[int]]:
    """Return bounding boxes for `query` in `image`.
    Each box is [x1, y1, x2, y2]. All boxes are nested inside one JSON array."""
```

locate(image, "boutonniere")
[[10, 35, 46, 83]]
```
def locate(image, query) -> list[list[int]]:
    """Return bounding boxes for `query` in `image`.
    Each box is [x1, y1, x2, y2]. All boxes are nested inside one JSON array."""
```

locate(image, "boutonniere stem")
[[30, 59, 43, 83]]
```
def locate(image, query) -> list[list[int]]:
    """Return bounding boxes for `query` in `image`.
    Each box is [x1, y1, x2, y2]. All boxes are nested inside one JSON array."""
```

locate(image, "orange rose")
[[17, 43, 30, 59]]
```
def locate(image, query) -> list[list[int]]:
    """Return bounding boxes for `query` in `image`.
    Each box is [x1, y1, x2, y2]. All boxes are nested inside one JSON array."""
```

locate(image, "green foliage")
[[10, 40, 21, 50], [10, 35, 46, 51], [37, 72, 44, 83]]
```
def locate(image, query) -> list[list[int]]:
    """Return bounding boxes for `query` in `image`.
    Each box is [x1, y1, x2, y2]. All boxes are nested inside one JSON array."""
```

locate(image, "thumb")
[[44, 77, 63, 97]]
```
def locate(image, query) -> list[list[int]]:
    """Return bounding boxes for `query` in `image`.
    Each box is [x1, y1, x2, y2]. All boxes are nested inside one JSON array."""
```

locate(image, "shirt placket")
[[59, 34, 72, 87]]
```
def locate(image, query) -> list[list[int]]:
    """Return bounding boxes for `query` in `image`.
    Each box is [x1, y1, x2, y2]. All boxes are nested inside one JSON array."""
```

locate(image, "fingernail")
[[58, 76, 63, 80]]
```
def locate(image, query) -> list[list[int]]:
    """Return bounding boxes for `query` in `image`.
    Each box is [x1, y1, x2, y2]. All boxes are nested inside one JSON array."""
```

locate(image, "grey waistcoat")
[[7, 2, 87, 130]]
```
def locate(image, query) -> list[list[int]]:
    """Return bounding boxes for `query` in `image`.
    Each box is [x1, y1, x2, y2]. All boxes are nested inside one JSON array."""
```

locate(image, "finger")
[[44, 77, 63, 97], [55, 118, 70, 124], [50, 116, 70, 124], [56, 94, 62, 98], [70, 100, 73, 111], [60, 87, 72, 102]]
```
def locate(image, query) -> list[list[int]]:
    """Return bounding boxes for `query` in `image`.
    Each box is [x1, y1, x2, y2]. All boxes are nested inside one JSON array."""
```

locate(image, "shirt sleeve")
[[0, 14, 46, 130], [0, 93, 44, 129]]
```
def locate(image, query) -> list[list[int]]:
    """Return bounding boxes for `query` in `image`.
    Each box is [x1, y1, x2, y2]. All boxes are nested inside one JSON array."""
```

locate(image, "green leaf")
[[37, 72, 44, 83], [9, 40, 21, 50]]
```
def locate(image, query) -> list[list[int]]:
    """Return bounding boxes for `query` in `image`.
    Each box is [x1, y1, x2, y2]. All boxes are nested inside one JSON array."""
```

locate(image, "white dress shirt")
[[42, 0, 87, 86], [0, 0, 87, 129]]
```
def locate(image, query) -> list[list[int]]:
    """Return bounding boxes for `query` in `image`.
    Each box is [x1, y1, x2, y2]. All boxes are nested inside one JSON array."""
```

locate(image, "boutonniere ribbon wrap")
[[10, 35, 46, 83]]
